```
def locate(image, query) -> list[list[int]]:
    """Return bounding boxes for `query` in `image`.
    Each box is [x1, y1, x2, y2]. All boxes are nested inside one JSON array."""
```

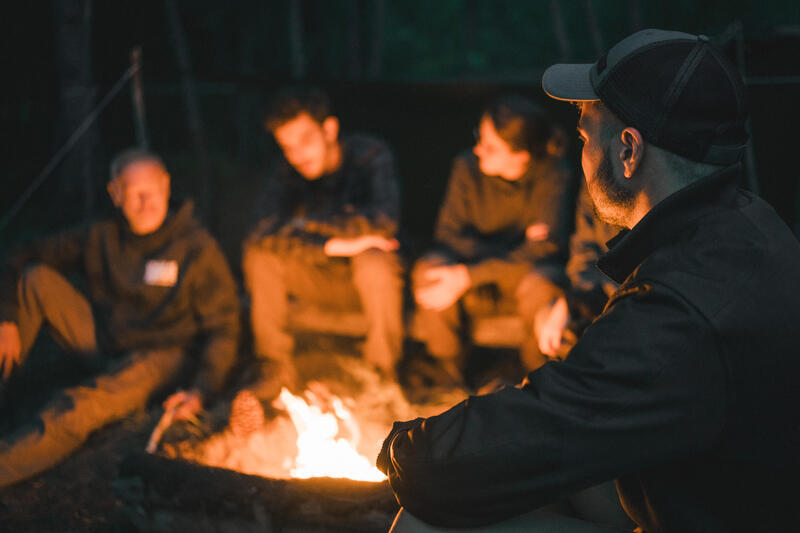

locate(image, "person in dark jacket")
[[378, 29, 800, 532], [535, 183, 621, 358], [412, 94, 575, 379], [243, 87, 402, 392], [0, 148, 240, 489]]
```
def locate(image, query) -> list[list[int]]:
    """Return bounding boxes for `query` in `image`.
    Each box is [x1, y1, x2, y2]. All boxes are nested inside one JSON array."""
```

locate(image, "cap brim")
[[542, 63, 599, 102]]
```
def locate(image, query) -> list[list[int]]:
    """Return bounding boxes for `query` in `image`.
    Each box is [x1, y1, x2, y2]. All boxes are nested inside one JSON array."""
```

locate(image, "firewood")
[[117, 452, 398, 532]]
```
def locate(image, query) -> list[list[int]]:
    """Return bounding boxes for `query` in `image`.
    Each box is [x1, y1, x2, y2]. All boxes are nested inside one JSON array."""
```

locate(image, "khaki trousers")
[[0, 265, 185, 489]]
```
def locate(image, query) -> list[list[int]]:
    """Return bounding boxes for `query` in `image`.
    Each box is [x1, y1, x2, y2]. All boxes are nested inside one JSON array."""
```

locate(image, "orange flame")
[[275, 387, 386, 482]]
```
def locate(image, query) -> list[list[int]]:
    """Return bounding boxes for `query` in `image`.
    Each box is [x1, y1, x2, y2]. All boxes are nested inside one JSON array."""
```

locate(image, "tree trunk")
[[549, 0, 572, 62], [129, 47, 150, 150], [584, 0, 604, 57], [53, 0, 99, 223], [367, 0, 386, 79], [462, 0, 477, 72], [347, 0, 362, 79], [289, 0, 306, 79], [628, 0, 644, 32], [165, 0, 213, 223]]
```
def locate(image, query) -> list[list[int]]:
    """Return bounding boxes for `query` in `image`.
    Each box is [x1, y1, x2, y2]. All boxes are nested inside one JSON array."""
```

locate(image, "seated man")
[[243, 87, 402, 392], [0, 148, 240, 488], [535, 182, 622, 358], [412, 95, 575, 381], [379, 29, 800, 532]]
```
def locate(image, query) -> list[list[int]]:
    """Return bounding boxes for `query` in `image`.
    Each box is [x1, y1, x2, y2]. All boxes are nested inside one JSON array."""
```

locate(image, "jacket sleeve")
[[380, 281, 726, 528], [0, 227, 87, 323], [467, 161, 573, 287], [189, 237, 241, 398], [433, 157, 500, 264]]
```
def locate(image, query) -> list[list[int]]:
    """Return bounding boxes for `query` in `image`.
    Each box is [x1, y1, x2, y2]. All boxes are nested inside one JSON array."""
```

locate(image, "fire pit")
[[115, 352, 466, 532]]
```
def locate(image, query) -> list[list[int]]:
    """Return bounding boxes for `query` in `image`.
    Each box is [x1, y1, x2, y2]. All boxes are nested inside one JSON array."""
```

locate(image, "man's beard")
[[591, 146, 634, 227]]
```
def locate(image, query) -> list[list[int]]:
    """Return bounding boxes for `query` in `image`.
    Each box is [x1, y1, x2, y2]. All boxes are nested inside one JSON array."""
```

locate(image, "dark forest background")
[[3, 0, 799, 271]]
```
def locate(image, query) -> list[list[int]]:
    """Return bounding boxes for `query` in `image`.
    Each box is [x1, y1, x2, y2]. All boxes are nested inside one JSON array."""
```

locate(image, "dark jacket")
[[248, 133, 400, 261], [379, 165, 800, 532], [0, 201, 240, 397], [434, 151, 574, 286]]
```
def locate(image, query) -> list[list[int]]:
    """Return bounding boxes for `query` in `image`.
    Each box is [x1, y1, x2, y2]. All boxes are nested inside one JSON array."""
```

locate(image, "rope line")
[[0, 63, 139, 235]]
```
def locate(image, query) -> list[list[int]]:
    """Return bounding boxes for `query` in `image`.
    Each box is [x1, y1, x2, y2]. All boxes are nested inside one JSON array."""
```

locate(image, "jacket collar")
[[597, 164, 742, 284], [118, 199, 196, 252]]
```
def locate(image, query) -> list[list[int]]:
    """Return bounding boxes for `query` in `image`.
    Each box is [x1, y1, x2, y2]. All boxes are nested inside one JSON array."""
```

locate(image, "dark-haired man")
[[243, 88, 402, 390], [0, 149, 240, 488], [379, 29, 800, 532]]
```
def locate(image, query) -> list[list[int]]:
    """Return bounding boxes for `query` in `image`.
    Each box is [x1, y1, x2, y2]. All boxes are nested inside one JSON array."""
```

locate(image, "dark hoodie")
[[433, 150, 574, 286], [0, 201, 240, 397]]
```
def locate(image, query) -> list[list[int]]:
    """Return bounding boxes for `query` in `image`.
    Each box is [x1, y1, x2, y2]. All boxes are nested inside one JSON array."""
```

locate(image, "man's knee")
[[516, 271, 562, 319], [411, 253, 450, 290], [242, 245, 284, 289], [20, 264, 64, 294], [351, 248, 402, 289]]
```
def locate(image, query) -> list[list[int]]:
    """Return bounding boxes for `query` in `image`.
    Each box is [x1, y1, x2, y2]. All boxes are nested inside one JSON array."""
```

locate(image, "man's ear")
[[322, 116, 339, 143], [620, 127, 644, 178], [107, 180, 122, 207]]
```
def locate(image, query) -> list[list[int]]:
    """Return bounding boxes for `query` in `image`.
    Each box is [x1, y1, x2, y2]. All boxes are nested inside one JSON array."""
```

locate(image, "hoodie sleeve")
[[189, 235, 240, 398], [0, 227, 87, 323]]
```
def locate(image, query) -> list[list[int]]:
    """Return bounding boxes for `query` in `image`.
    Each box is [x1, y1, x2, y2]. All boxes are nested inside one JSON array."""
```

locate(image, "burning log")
[[117, 452, 398, 532]]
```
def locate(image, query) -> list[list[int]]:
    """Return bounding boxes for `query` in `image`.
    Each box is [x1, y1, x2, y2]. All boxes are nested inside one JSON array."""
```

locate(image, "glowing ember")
[[274, 387, 386, 482]]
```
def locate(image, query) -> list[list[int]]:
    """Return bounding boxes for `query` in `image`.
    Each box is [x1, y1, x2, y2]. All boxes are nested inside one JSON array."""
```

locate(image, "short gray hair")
[[109, 148, 166, 182], [658, 147, 725, 186]]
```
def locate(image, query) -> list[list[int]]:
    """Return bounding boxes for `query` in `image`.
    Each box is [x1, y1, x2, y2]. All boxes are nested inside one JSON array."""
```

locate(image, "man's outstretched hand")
[[376, 417, 425, 475], [163, 389, 203, 421], [324, 235, 399, 257], [0, 322, 22, 381]]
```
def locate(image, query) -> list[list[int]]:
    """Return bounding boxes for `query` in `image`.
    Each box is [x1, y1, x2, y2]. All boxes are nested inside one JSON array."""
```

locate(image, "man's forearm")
[[192, 336, 237, 398]]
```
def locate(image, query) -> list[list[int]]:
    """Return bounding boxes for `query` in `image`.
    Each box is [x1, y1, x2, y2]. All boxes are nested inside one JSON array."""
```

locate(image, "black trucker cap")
[[542, 29, 748, 165]]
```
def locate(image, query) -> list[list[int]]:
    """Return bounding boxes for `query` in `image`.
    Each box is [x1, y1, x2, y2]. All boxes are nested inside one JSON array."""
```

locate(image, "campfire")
[[276, 386, 386, 481], [159, 353, 465, 483], [117, 353, 469, 531]]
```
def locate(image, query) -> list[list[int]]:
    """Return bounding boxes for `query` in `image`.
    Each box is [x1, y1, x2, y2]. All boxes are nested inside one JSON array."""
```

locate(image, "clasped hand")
[[414, 264, 471, 311], [162, 389, 203, 421]]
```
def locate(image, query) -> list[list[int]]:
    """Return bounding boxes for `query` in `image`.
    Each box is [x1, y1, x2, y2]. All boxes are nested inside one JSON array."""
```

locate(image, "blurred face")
[[473, 116, 530, 181], [577, 102, 634, 226], [272, 112, 340, 180], [108, 160, 170, 235]]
